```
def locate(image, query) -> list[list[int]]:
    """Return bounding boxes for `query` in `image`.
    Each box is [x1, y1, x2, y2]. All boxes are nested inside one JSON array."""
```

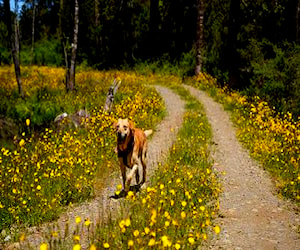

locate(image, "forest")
[[0, 1, 299, 248], [0, 0, 299, 117]]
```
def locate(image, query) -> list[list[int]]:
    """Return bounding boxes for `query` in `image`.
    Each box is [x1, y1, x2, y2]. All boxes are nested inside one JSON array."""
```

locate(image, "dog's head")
[[114, 118, 134, 143]]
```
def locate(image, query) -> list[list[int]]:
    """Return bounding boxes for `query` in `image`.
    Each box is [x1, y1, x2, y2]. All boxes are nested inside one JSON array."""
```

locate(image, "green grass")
[[0, 67, 165, 236], [85, 85, 220, 249]]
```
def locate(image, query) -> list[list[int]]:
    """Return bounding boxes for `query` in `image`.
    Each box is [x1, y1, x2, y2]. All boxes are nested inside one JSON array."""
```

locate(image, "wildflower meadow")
[[1, 65, 298, 249], [0, 66, 164, 233]]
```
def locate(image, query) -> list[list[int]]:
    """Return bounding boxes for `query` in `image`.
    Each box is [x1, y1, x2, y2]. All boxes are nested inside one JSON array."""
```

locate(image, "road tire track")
[[184, 84, 300, 250]]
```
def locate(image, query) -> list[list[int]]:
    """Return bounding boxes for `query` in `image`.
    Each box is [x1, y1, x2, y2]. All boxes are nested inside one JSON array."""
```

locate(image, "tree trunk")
[[31, 0, 36, 65], [195, 0, 205, 75], [296, 1, 300, 42], [4, 0, 24, 98], [226, 0, 240, 88], [149, 0, 160, 57], [95, 0, 100, 27], [295, 0, 300, 41], [58, 0, 63, 39], [58, 0, 69, 90], [64, 43, 70, 90], [68, 0, 79, 91]]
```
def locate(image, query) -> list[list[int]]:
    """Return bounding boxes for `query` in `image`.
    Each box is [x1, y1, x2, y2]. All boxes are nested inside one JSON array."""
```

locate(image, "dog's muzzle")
[[117, 132, 127, 142]]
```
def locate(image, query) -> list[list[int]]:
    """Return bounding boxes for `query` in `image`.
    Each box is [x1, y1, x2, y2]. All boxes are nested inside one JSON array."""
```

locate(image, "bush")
[[245, 40, 300, 117], [0, 47, 11, 65], [20, 39, 63, 66], [133, 51, 196, 78]]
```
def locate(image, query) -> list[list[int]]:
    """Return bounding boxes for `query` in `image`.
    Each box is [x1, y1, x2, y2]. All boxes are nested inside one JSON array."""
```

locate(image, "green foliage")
[[20, 39, 63, 66], [133, 51, 196, 78], [0, 47, 11, 65], [3, 88, 63, 132], [244, 40, 300, 117]]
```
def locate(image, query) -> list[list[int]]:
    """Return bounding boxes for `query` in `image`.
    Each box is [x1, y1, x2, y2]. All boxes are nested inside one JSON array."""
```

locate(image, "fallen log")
[[54, 108, 90, 131], [103, 78, 121, 112]]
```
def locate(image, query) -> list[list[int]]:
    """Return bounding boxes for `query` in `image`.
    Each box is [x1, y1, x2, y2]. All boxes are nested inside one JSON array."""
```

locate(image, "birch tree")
[[4, 0, 24, 98], [31, 0, 36, 65], [195, 0, 204, 75], [67, 0, 79, 91]]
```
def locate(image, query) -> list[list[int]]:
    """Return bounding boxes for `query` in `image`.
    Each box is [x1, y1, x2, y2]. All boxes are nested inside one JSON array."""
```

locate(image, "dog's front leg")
[[126, 164, 138, 192], [135, 165, 140, 184], [125, 154, 140, 192], [118, 158, 126, 191]]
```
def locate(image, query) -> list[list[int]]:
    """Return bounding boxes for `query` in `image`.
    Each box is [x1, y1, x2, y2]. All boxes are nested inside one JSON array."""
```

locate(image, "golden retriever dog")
[[114, 118, 152, 192]]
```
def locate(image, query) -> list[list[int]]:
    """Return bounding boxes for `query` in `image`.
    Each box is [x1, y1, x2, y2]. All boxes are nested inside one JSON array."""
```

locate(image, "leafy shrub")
[[0, 47, 11, 65], [245, 40, 300, 118], [20, 39, 63, 66], [134, 51, 196, 78]]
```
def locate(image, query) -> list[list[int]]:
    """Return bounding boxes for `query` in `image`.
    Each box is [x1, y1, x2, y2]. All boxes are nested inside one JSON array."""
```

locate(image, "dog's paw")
[[110, 189, 127, 199]]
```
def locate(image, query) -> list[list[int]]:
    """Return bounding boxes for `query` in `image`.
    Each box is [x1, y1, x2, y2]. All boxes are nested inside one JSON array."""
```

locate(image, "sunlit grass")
[[0, 66, 165, 233], [62, 85, 221, 249], [190, 73, 300, 203], [1, 67, 222, 249]]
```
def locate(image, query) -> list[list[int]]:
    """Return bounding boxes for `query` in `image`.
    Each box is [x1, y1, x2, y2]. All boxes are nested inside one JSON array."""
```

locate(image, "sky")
[[9, 0, 24, 13]]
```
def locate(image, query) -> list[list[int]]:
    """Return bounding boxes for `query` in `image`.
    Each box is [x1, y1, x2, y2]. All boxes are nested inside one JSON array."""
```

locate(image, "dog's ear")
[[113, 120, 118, 130], [129, 120, 135, 133]]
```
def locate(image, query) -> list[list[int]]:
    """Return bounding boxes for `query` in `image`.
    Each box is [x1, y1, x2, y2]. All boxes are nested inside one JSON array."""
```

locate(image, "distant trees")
[[0, 0, 299, 115]]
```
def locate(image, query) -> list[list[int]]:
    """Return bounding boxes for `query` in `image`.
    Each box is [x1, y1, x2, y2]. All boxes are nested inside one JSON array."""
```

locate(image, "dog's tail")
[[144, 129, 153, 137]]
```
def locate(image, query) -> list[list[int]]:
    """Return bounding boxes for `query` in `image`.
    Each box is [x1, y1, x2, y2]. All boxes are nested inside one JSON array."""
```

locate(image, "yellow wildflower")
[[133, 230, 139, 237], [26, 119, 30, 126], [181, 211, 186, 219], [148, 238, 156, 247], [85, 219, 91, 226], [214, 225, 221, 234], [128, 240, 134, 247], [19, 233, 25, 241], [73, 244, 81, 250], [125, 218, 131, 227], [188, 237, 195, 245], [127, 191, 134, 198], [75, 216, 81, 224], [40, 243, 48, 250], [175, 243, 181, 249], [103, 242, 110, 248], [73, 235, 80, 241], [19, 139, 25, 147], [51, 231, 58, 237], [144, 227, 150, 234], [89, 244, 97, 250], [161, 235, 172, 247]]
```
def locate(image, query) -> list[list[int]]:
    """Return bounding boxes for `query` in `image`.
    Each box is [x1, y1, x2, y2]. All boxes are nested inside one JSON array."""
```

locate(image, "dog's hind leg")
[[140, 147, 147, 185]]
